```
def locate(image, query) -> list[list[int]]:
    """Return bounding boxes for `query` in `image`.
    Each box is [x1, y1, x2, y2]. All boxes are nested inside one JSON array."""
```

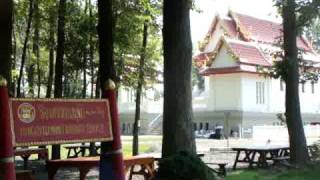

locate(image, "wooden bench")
[[46, 156, 155, 180], [206, 162, 228, 177], [273, 156, 290, 166], [14, 148, 48, 169], [16, 170, 35, 180]]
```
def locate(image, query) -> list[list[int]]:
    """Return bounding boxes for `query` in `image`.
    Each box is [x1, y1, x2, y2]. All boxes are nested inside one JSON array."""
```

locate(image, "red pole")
[[0, 77, 16, 180], [99, 79, 125, 180]]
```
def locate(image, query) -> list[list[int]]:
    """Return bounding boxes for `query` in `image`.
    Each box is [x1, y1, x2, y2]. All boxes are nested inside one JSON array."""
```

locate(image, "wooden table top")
[[46, 155, 155, 168], [232, 145, 289, 151], [14, 148, 47, 154]]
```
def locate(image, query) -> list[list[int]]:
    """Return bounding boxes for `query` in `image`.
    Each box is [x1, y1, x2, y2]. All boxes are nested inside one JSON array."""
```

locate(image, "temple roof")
[[195, 10, 319, 75], [230, 12, 312, 51], [227, 39, 271, 66]]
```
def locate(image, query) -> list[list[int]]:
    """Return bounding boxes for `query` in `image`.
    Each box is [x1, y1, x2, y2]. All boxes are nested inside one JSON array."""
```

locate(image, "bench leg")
[[233, 151, 240, 170], [22, 155, 30, 170], [48, 168, 58, 180], [218, 164, 226, 177], [67, 149, 71, 158], [128, 166, 135, 180], [79, 168, 90, 180]]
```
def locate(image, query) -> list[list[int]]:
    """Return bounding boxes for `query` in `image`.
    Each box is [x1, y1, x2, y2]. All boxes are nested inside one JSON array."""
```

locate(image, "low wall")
[[252, 125, 320, 142]]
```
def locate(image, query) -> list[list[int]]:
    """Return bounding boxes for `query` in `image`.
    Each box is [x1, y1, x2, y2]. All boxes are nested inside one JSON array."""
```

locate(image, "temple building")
[[192, 11, 320, 137]]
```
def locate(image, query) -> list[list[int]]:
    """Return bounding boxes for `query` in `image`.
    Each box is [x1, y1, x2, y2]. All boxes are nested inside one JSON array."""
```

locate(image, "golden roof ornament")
[[0, 76, 7, 87], [104, 79, 116, 90]]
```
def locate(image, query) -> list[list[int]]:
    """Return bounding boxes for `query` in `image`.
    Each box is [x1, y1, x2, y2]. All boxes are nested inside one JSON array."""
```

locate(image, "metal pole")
[[224, 112, 230, 148], [0, 77, 16, 180], [99, 79, 125, 180]]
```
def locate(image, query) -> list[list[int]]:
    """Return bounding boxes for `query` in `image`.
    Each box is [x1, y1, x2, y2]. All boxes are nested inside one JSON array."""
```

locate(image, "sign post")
[[99, 79, 125, 180], [0, 77, 16, 180]]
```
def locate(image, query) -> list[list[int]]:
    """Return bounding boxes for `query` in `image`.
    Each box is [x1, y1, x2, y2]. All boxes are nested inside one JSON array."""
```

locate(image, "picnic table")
[[65, 144, 101, 158], [46, 156, 155, 180], [232, 145, 289, 169], [14, 147, 48, 169]]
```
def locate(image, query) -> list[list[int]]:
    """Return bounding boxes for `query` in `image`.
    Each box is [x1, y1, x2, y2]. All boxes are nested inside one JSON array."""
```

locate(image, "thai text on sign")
[[10, 98, 113, 146]]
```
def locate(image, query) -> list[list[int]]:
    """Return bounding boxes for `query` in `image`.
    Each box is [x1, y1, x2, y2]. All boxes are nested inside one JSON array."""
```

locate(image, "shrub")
[[154, 151, 216, 180]]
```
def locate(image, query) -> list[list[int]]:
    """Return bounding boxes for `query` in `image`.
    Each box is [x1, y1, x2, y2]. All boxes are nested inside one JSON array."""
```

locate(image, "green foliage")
[[274, 0, 320, 33], [276, 113, 286, 125], [306, 18, 320, 52], [257, 48, 320, 84], [309, 141, 320, 161], [12, 0, 163, 98], [113, 0, 162, 90], [155, 151, 216, 180]]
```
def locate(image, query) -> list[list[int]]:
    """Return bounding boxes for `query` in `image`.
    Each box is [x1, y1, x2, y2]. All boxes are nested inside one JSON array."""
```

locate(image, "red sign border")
[[10, 98, 114, 147]]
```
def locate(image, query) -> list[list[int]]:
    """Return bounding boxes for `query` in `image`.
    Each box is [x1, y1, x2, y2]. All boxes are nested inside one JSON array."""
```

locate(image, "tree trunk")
[[33, 0, 40, 98], [90, 42, 94, 98], [46, 7, 55, 98], [0, 0, 13, 89], [132, 21, 148, 156], [52, 0, 66, 160], [89, 0, 95, 99], [95, 74, 100, 98], [162, 0, 196, 157], [17, 0, 34, 97], [11, 17, 17, 96], [283, 0, 310, 166], [82, 52, 87, 98], [88, 0, 96, 156], [46, 31, 55, 97], [26, 63, 35, 97], [97, 0, 115, 155]]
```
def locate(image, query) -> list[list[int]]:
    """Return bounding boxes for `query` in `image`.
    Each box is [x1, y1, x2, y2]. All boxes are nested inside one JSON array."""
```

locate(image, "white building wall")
[[240, 73, 270, 112], [197, 73, 320, 115], [269, 78, 285, 113], [117, 85, 163, 114], [299, 81, 320, 113], [211, 44, 238, 68], [211, 74, 242, 111], [268, 79, 320, 114]]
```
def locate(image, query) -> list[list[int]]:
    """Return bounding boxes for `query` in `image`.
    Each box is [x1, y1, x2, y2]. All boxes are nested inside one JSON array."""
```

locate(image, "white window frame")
[[256, 82, 265, 104]]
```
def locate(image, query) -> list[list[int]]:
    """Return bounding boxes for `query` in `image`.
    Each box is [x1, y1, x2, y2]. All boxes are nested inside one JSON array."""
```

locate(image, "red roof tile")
[[200, 66, 241, 76], [200, 66, 259, 76], [221, 19, 237, 38], [227, 40, 271, 66], [232, 13, 312, 51]]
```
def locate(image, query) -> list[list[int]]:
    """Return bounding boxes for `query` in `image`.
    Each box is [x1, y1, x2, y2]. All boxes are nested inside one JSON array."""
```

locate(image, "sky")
[[190, 0, 280, 47]]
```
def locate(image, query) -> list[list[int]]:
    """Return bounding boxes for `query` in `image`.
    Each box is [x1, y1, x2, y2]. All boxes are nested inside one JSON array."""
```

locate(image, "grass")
[[122, 143, 153, 156], [227, 166, 320, 180], [26, 141, 154, 160]]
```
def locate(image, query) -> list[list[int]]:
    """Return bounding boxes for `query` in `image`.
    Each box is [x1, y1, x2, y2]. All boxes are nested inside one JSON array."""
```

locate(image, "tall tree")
[[97, 0, 115, 154], [97, 0, 116, 86], [89, 0, 95, 99], [82, 0, 88, 99], [162, 0, 196, 157], [17, 0, 34, 97], [46, 3, 56, 98], [133, 20, 148, 155], [0, 0, 13, 87], [33, 0, 41, 98], [282, 0, 309, 166], [52, 0, 66, 160]]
